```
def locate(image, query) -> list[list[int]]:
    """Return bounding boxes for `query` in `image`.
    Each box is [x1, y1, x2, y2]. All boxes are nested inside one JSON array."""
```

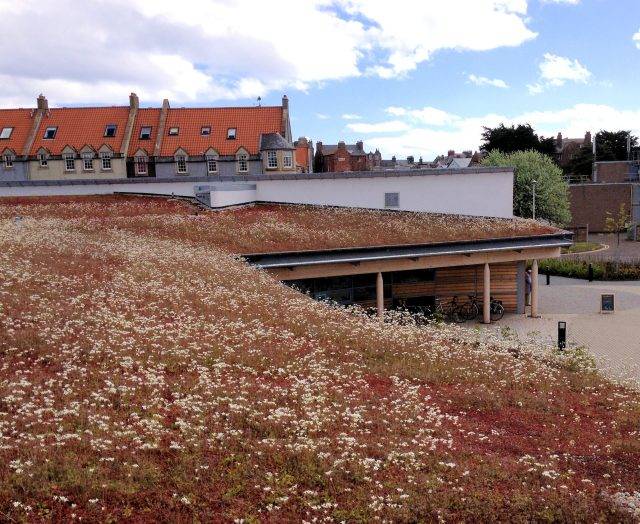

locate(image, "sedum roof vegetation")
[[0, 195, 639, 522]]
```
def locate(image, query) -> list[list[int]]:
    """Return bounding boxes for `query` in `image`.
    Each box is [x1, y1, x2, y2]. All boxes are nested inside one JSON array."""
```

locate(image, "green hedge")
[[539, 258, 640, 280]]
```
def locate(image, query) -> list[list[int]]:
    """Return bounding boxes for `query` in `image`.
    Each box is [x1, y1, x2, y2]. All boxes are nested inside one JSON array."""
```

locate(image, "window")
[[237, 153, 248, 173], [63, 154, 75, 172], [82, 152, 94, 171], [168, 127, 179, 136], [0, 127, 13, 139], [139, 126, 152, 140], [100, 152, 112, 170], [3, 155, 13, 168], [201, 126, 211, 136], [44, 127, 57, 139], [104, 124, 117, 137], [227, 128, 237, 139], [135, 157, 148, 175], [384, 192, 399, 208], [283, 151, 293, 168], [267, 150, 278, 169], [206, 155, 217, 174], [176, 155, 187, 174], [38, 153, 48, 168]]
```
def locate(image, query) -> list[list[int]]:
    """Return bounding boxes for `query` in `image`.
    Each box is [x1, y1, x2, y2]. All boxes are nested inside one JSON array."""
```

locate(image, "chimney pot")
[[356, 140, 363, 151], [129, 92, 139, 109], [37, 94, 48, 111], [282, 94, 289, 109]]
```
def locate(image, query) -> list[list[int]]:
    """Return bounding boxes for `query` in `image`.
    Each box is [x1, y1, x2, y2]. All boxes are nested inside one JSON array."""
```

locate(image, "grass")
[[1, 195, 640, 521], [0, 195, 562, 254], [561, 241, 603, 254]]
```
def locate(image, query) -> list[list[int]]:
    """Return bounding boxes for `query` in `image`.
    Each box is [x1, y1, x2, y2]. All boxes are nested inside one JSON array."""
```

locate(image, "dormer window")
[[206, 155, 217, 174], [283, 151, 293, 169], [100, 151, 112, 170], [168, 127, 179, 136], [267, 150, 278, 169], [63, 153, 75, 172], [0, 127, 13, 139], [44, 127, 57, 139], [38, 153, 48, 168], [176, 155, 187, 174], [135, 156, 148, 175], [139, 126, 152, 140], [201, 126, 211, 136], [104, 124, 117, 137], [82, 152, 94, 171], [227, 128, 237, 140], [3, 154, 13, 168], [237, 153, 248, 173]]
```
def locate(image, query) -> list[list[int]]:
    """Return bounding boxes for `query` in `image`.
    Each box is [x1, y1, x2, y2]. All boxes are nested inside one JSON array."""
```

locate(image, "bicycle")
[[434, 296, 465, 324], [462, 295, 505, 322]]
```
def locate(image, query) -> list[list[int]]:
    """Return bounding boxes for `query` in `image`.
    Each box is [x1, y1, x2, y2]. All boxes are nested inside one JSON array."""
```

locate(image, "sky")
[[0, 0, 639, 159]]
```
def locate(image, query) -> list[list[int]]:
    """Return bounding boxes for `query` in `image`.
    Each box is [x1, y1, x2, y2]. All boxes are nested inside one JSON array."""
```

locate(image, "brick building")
[[315, 140, 371, 172]]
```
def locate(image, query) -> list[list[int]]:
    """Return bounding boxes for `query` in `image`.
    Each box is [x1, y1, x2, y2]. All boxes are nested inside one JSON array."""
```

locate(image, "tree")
[[595, 131, 638, 161], [565, 144, 594, 181], [480, 123, 557, 157], [605, 203, 630, 249], [483, 150, 571, 226], [312, 148, 324, 173]]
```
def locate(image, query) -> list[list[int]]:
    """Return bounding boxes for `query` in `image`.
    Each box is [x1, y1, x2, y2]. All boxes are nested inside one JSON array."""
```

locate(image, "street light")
[[532, 179, 537, 220]]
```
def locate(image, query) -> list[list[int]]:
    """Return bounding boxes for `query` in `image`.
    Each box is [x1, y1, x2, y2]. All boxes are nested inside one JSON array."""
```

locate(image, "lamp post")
[[532, 179, 537, 220]]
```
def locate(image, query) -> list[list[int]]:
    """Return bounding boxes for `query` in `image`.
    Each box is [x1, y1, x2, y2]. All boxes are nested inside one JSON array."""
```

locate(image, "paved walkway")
[[480, 275, 640, 385]]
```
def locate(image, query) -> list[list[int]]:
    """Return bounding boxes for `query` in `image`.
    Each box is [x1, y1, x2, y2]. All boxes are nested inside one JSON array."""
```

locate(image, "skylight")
[[43, 127, 57, 139], [0, 127, 13, 139], [139, 126, 152, 140], [168, 127, 179, 136], [104, 124, 117, 137]]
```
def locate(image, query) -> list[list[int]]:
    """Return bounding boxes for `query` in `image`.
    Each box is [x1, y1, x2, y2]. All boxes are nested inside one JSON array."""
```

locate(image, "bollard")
[[546, 273, 550, 286], [588, 263, 594, 282], [558, 321, 566, 351]]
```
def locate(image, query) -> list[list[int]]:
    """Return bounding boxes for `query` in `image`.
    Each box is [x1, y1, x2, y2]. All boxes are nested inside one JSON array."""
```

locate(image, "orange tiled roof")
[[128, 108, 161, 157], [159, 106, 283, 157], [295, 145, 309, 170], [0, 109, 36, 156], [29, 107, 130, 156]]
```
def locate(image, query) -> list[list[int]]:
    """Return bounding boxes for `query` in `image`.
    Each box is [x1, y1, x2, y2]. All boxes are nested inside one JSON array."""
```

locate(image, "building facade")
[[0, 93, 297, 181]]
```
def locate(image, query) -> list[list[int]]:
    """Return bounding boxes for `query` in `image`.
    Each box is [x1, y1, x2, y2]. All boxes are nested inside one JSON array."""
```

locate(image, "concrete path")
[[479, 275, 640, 385]]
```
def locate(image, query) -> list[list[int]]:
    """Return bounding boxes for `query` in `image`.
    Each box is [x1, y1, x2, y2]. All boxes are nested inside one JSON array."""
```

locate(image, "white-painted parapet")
[[256, 169, 514, 218], [0, 167, 514, 219]]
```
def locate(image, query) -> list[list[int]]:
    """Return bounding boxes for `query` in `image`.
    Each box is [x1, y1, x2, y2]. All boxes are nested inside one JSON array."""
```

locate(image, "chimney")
[[584, 131, 592, 145], [129, 92, 139, 110], [153, 98, 170, 157], [557, 132, 563, 148], [37, 94, 48, 111], [447, 150, 455, 157], [296, 136, 308, 146], [356, 140, 363, 151], [282, 94, 289, 109], [338, 140, 346, 149], [316, 141, 323, 153]]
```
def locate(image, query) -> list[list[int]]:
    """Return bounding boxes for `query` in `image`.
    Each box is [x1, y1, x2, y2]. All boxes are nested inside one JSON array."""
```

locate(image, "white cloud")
[[527, 53, 591, 93], [354, 103, 640, 159], [342, 113, 362, 120], [634, 29, 640, 49], [540, 0, 580, 4], [385, 106, 458, 126], [316, 113, 330, 120], [0, 0, 538, 106], [346, 120, 411, 133], [467, 74, 509, 88]]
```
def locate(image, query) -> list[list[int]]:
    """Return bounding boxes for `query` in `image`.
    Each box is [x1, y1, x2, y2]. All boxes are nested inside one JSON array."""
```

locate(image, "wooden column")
[[376, 272, 384, 319], [530, 259, 539, 318], [483, 262, 491, 324]]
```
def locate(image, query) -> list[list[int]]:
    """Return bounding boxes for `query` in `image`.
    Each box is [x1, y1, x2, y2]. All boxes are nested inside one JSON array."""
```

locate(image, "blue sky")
[[1, 0, 639, 159]]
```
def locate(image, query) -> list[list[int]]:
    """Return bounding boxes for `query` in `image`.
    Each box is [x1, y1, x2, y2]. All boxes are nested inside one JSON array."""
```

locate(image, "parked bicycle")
[[464, 295, 504, 322]]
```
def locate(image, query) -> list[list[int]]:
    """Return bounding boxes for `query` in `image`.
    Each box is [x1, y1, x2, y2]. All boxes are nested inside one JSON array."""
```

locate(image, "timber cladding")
[[392, 263, 519, 313]]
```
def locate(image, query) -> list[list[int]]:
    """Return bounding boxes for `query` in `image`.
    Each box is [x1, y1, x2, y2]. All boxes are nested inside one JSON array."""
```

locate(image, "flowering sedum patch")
[[0, 196, 639, 522]]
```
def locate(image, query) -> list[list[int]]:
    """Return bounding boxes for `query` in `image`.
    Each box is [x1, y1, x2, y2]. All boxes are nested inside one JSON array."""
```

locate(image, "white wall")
[[0, 170, 514, 218], [256, 171, 514, 218]]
